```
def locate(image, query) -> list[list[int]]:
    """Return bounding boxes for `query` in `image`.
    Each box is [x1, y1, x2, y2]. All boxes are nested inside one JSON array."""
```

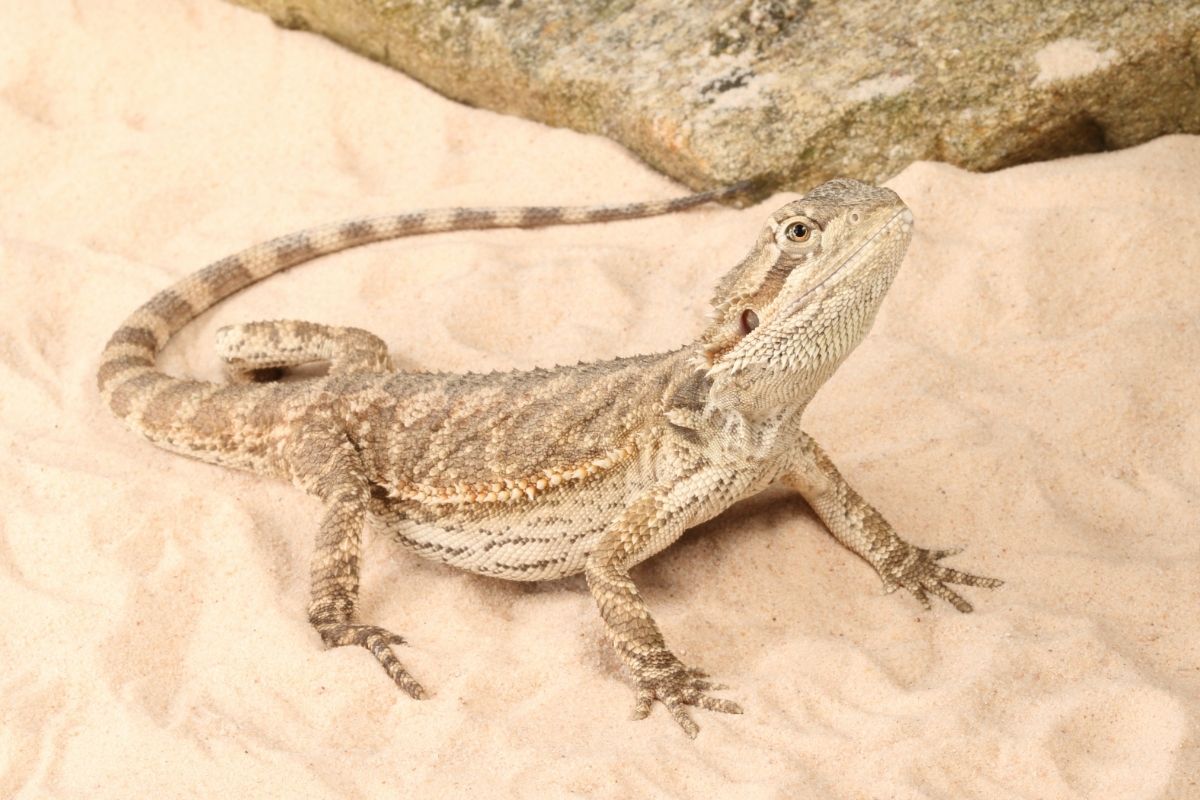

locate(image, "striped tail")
[[97, 183, 751, 462]]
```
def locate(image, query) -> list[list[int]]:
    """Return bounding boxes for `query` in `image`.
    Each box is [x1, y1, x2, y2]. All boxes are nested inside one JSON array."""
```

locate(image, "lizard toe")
[[631, 653, 741, 738], [884, 545, 1002, 613], [314, 622, 425, 699]]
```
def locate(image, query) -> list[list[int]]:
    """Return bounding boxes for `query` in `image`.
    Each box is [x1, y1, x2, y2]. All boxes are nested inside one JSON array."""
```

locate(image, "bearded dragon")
[[98, 179, 1001, 737]]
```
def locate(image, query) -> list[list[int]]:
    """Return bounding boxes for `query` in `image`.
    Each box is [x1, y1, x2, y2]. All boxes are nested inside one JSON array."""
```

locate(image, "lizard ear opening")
[[739, 308, 760, 335]]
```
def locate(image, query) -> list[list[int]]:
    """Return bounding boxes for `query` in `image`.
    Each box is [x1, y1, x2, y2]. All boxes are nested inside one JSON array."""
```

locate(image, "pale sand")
[[1, 3, 1197, 798]]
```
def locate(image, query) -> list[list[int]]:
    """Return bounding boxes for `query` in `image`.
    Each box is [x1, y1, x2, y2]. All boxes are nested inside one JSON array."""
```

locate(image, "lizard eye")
[[784, 221, 810, 242], [739, 308, 759, 334]]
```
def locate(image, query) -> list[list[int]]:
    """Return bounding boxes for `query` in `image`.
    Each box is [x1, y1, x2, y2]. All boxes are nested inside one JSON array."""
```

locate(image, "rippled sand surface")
[[2, 3, 1196, 797]]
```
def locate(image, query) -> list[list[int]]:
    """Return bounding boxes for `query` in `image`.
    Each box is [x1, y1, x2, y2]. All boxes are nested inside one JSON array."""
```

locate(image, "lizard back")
[[354, 350, 694, 580]]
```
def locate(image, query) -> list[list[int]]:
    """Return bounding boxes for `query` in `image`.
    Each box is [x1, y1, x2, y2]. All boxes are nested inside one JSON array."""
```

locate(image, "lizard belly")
[[370, 462, 641, 581]]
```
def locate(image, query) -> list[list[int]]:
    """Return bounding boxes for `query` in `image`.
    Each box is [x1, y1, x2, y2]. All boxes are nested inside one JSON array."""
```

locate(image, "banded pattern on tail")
[[97, 183, 750, 461]]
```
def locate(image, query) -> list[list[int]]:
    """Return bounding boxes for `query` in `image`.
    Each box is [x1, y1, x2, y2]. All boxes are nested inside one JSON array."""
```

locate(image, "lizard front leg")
[[585, 487, 743, 738], [286, 423, 425, 698], [216, 319, 393, 381], [783, 432, 1002, 612]]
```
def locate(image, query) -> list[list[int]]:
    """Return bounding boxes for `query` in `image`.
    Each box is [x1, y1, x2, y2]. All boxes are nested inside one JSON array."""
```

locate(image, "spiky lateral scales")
[[97, 184, 750, 471]]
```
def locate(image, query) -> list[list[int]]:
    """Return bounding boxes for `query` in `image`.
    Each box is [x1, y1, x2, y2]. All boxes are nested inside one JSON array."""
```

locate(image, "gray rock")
[[228, 0, 1200, 194]]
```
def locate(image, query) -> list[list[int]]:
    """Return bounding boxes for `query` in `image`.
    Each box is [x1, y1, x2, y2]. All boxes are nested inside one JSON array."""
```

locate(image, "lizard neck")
[[664, 343, 812, 465]]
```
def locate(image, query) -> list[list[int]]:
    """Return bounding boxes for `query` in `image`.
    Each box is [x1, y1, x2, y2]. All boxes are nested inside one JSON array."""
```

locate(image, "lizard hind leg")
[[215, 319, 393, 382], [288, 425, 426, 699]]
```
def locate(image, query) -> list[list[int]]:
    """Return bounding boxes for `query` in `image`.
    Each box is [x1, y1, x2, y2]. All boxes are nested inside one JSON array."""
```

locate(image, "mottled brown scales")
[[98, 180, 1001, 738]]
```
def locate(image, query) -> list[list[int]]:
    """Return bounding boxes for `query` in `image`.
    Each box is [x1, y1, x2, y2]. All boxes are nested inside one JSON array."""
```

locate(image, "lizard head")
[[697, 178, 913, 412]]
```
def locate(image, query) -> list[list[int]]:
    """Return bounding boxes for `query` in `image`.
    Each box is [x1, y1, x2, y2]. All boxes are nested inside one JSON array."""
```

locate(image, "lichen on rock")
[[227, 0, 1200, 195]]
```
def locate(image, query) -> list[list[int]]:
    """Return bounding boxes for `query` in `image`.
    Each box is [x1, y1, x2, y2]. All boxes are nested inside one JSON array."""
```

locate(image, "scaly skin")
[[98, 179, 1000, 737]]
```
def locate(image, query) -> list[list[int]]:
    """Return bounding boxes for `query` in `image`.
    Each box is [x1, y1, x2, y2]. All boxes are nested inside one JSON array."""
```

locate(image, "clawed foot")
[[631, 651, 742, 738], [314, 621, 426, 699], [879, 544, 1003, 613]]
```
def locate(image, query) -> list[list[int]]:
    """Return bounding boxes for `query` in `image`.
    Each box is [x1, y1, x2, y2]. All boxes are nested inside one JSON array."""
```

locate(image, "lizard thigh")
[[216, 319, 393, 381], [285, 423, 425, 698]]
